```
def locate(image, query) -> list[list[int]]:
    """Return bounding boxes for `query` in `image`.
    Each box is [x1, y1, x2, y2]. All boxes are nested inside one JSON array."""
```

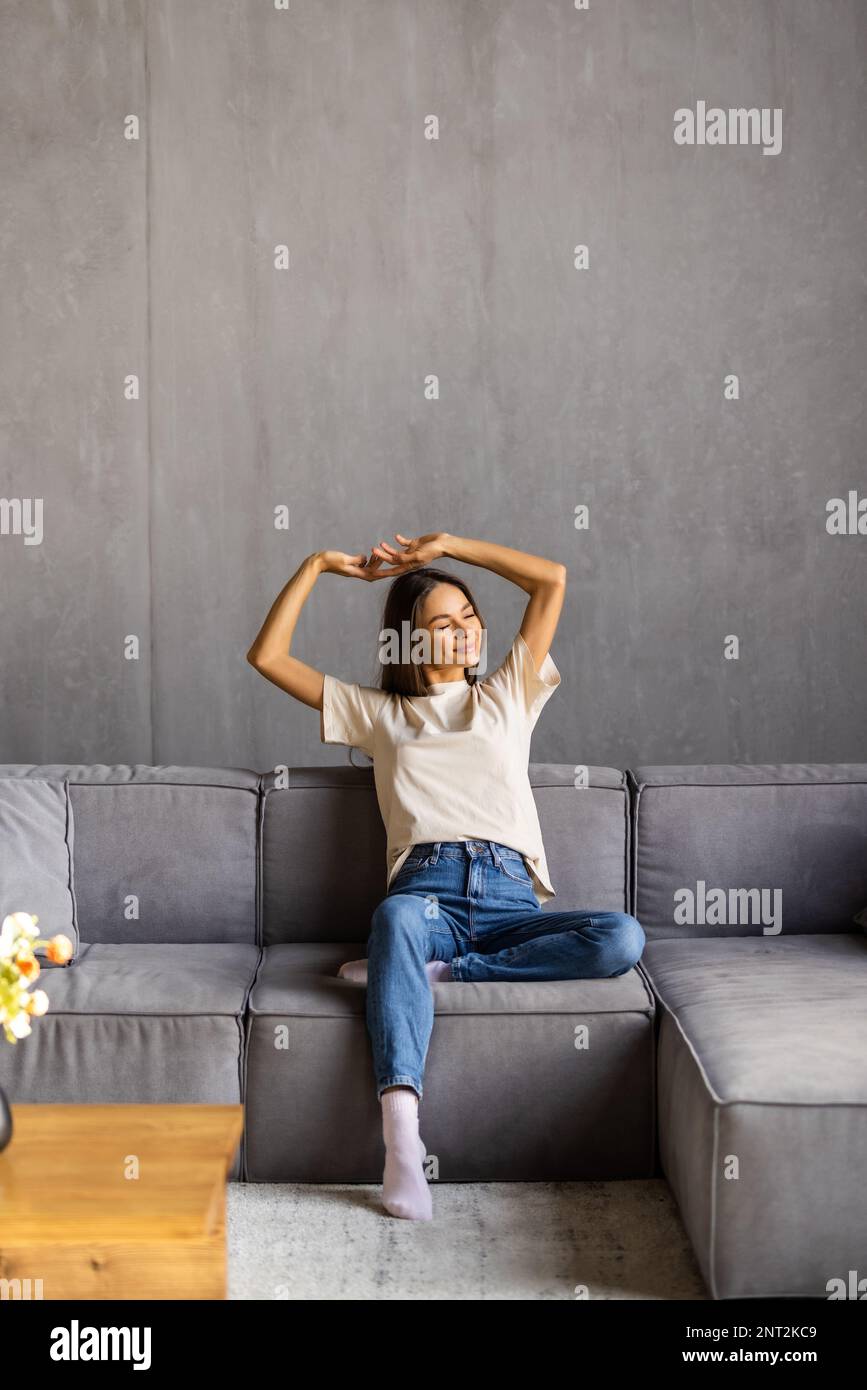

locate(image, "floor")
[[226, 1177, 708, 1299]]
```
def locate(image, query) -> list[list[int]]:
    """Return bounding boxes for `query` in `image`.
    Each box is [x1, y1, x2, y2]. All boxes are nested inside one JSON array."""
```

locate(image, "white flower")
[[28, 989, 50, 1016], [1, 912, 39, 962], [9, 1011, 32, 1039], [4, 911, 39, 935]]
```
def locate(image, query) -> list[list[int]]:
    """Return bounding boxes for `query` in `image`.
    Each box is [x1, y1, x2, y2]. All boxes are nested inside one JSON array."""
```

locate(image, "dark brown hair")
[[371, 567, 485, 697]]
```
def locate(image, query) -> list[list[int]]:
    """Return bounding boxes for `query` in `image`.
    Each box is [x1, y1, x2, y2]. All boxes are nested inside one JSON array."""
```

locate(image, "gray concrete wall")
[[1, 0, 865, 769]]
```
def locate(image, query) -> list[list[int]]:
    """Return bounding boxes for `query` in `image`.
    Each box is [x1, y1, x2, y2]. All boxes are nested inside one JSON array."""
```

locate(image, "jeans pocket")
[[495, 852, 531, 885], [394, 852, 431, 878]]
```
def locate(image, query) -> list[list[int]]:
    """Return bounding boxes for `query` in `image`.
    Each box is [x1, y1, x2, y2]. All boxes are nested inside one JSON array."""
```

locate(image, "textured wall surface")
[[1, 0, 865, 769]]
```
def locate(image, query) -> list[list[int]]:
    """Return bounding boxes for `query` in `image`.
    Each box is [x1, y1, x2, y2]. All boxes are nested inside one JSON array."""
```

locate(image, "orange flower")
[[45, 934, 73, 964], [16, 951, 40, 981]]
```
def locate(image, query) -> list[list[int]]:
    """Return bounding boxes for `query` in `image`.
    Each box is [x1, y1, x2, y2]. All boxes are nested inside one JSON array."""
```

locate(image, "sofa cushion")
[[0, 777, 78, 965], [0, 766, 260, 946], [0, 942, 263, 1182], [243, 942, 655, 1181], [260, 764, 630, 945], [640, 934, 867, 1298], [630, 764, 867, 939]]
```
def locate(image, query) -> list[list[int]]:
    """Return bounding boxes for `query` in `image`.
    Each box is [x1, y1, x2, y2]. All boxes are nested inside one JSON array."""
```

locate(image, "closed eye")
[[434, 605, 474, 629]]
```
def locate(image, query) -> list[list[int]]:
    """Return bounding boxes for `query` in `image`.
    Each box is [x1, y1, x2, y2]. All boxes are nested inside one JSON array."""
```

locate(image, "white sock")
[[426, 959, 452, 983], [338, 958, 452, 985], [380, 1088, 432, 1221], [337, 958, 368, 983]]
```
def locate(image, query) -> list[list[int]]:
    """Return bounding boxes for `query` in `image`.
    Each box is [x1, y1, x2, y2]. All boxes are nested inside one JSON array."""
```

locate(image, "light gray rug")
[[226, 1178, 707, 1299]]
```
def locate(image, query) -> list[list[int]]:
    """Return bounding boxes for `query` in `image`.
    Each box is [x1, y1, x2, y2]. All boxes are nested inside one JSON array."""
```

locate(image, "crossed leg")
[[450, 909, 646, 982]]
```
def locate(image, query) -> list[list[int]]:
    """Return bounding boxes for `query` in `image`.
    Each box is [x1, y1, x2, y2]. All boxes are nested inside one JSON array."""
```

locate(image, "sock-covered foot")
[[426, 959, 452, 983], [338, 959, 452, 986], [337, 958, 367, 983], [381, 1088, 432, 1221]]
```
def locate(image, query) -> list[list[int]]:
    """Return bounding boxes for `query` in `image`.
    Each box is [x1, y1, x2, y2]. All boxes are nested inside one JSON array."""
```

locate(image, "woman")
[[247, 530, 645, 1222]]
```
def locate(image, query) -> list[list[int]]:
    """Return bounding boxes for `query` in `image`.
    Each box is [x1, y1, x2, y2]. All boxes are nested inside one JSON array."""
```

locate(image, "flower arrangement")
[[0, 911, 73, 1043]]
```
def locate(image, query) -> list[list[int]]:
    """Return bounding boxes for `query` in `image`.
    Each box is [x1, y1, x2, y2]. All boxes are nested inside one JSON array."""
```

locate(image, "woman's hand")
[[317, 549, 378, 580], [364, 532, 449, 578]]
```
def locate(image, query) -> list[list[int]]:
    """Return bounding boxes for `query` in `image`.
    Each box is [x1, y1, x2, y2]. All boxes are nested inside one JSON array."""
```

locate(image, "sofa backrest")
[[0, 766, 259, 945], [6, 761, 862, 949], [261, 764, 630, 944], [630, 764, 867, 940]]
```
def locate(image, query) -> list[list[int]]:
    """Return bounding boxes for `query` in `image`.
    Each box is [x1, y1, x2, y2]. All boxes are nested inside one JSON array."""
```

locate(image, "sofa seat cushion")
[[15, 941, 262, 1020], [11, 939, 261, 1017], [639, 933, 867, 1298], [243, 943, 655, 1182], [0, 943, 261, 1183], [248, 941, 653, 1016], [641, 933, 867, 1103]]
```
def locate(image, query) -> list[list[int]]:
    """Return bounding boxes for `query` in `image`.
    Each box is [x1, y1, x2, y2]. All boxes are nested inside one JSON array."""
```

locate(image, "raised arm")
[[246, 549, 372, 709], [370, 532, 567, 671]]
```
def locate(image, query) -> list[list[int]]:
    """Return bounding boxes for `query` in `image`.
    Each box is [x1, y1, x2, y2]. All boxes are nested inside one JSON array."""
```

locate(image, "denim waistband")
[[411, 840, 522, 866]]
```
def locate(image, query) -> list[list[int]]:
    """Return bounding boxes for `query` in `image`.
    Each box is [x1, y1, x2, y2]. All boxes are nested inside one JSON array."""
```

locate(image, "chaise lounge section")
[[631, 764, 867, 1299]]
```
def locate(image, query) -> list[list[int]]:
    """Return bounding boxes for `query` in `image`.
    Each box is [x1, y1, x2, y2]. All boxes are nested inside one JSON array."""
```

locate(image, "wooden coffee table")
[[0, 1104, 243, 1299]]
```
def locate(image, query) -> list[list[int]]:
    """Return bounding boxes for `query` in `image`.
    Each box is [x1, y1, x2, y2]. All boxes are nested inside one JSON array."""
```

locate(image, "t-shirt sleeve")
[[482, 631, 561, 727], [320, 674, 390, 756]]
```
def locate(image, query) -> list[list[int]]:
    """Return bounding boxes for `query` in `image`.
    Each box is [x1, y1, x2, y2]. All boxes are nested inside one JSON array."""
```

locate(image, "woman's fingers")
[[365, 565, 404, 580], [356, 534, 425, 579], [377, 536, 414, 558], [354, 547, 399, 580], [344, 552, 379, 578], [371, 543, 405, 563], [371, 549, 412, 573]]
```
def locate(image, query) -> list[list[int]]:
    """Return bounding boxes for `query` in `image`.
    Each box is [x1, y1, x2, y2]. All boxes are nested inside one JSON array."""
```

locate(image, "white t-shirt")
[[319, 631, 561, 905]]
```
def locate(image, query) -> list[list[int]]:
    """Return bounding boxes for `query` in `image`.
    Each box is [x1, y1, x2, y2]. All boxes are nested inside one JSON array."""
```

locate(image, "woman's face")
[[418, 584, 483, 671]]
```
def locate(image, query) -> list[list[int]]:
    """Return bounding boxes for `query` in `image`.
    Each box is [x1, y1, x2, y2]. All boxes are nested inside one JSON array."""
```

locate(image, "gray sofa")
[[1, 761, 864, 1300]]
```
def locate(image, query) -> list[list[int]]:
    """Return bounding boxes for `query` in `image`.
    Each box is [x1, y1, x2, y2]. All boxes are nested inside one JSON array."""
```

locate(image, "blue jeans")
[[365, 839, 645, 1101]]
